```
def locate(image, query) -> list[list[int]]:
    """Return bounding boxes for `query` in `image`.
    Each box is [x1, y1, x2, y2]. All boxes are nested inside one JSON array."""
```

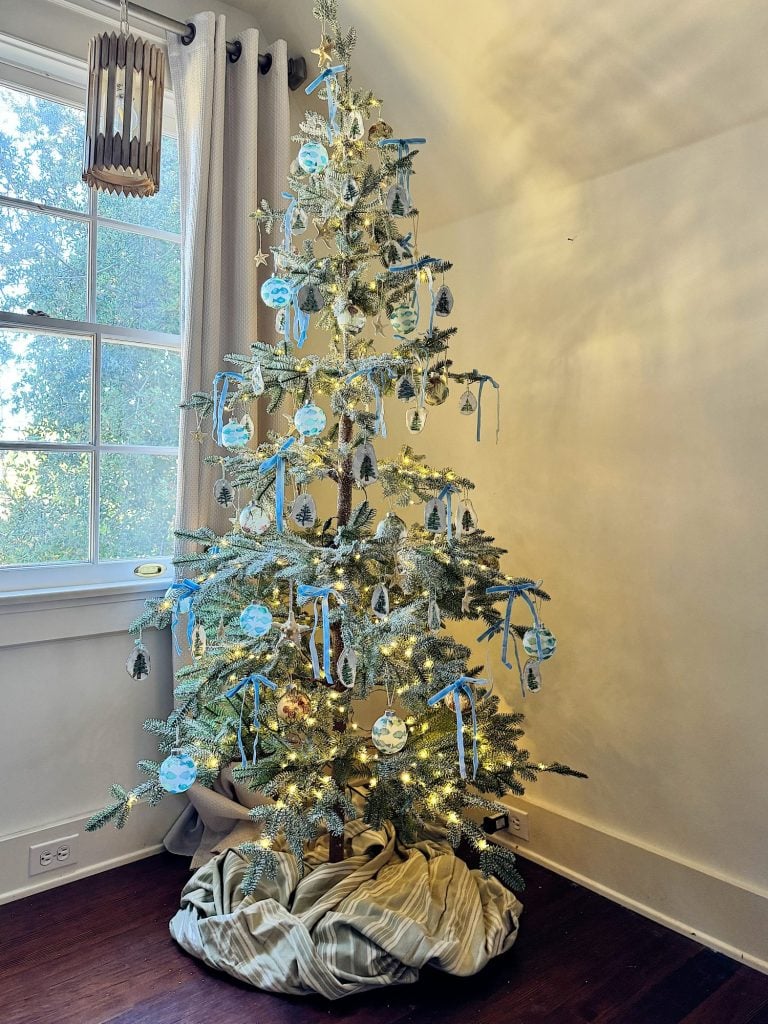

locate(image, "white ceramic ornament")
[[159, 752, 197, 794], [336, 303, 366, 334], [125, 642, 150, 680], [190, 622, 207, 660], [371, 710, 408, 754], [386, 184, 409, 217], [221, 415, 252, 448], [424, 497, 446, 533], [456, 499, 479, 537], [239, 504, 271, 536], [337, 647, 357, 688], [276, 689, 311, 723], [522, 626, 557, 660], [395, 375, 416, 402], [291, 206, 309, 233], [298, 283, 323, 313], [275, 308, 288, 334], [371, 582, 390, 618], [433, 284, 454, 316], [459, 389, 477, 415], [390, 304, 418, 335], [406, 405, 427, 434], [353, 442, 378, 485], [290, 493, 317, 530], [294, 403, 327, 437], [261, 276, 292, 308], [375, 512, 407, 541], [239, 603, 273, 638], [346, 109, 365, 139], [251, 362, 265, 397], [340, 176, 360, 206], [297, 141, 329, 174], [213, 478, 235, 508], [523, 659, 542, 693]]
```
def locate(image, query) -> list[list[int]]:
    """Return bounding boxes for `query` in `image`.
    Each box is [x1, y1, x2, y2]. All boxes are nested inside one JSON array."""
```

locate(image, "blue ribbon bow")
[[225, 672, 278, 766], [297, 584, 341, 683], [258, 437, 296, 533], [305, 65, 346, 141], [166, 579, 201, 655], [478, 582, 543, 695], [427, 675, 490, 780], [212, 372, 245, 445], [472, 369, 501, 443], [378, 137, 427, 206], [438, 483, 459, 541]]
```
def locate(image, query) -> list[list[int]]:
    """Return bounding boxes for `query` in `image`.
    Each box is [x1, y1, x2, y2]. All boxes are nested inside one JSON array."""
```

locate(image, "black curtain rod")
[[87, 0, 307, 88]]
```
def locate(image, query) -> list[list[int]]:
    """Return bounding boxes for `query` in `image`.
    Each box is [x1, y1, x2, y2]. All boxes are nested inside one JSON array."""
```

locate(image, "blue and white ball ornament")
[[221, 417, 251, 448], [371, 709, 408, 754], [294, 403, 327, 437], [239, 603, 273, 638], [260, 276, 292, 309], [522, 626, 557, 660], [390, 304, 418, 335], [159, 752, 197, 794], [297, 141, 329, 174]]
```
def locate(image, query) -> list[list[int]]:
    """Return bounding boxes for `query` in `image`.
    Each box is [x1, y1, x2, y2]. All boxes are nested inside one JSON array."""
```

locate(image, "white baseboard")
[[496, 797, 768, 976]]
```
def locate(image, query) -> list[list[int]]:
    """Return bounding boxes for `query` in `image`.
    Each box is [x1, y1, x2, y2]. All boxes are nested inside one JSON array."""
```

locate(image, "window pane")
[[0, 450, 90, 566], [98, 135, 180, 234], [0, 206, 88, 320], [96, 227, 180, 334], [101, 340, 181, 447], [0, 85, 88, 213], [0, 329, 91, 442], [99, 452, 176, 560]]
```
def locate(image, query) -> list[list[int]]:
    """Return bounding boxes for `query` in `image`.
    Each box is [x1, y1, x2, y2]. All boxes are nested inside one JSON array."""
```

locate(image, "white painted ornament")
[[371, 582, 390, 618], [239, 504, 271, 536], [213, 477, 235, 508], [523, 658, 542, 694], [125, 641, 150, 680], [371, 710, 408, 754], [433, 284, 454, 316], [340, 175, 360, 206], [458, 389, 477, 415], [159, 751, 197, 794], [251, 362, 265, 397], [353, 442, 378, 485], [290, 206, 309, 233], [386, 184, 409, 217], [190, 622, 207, 660], [294, 403, 327, 437], [395, 374, 416, 402], [424, 497, 447, 533], [221, 415, 252, 448], [239, 603, 273, 638], [346, 109, 365, 140], [335, 303, 366, 334], [297, 283, 324, 313], [375, 512, 407, 541], [290, 493, 317, 529], [390, 304, 418, 335], [406, 405, 427, 434], [275, 308, 288, 334], [337, 646, 357, 688], [276, 688, 311, 723], [427, 595, 442, 632], [456, 499, 479, 537], [523, 626, 557, 660]]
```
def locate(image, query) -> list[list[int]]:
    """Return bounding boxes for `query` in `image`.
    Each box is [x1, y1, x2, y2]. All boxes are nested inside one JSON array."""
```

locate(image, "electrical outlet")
[[504, 807, 530, 842], [28, 834, 79, 877]]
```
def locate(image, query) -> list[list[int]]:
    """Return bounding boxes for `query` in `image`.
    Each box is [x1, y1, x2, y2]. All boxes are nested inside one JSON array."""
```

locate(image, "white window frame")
[[0, 38, 181, 594]]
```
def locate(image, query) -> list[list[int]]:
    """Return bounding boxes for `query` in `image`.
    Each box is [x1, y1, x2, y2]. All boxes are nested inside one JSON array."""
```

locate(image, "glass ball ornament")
[[390, 304, 418, 335], [221, 417, 251, 448], [336, 303, 366, 334], [239, 603, 273, 638], [159, 751, 197, 794], [371, 709, 408, 754], [294, 403, 327, 437], [260, 276, 292, 309], [424, 373, 449, 406], [375, 512, 407, 542], [297, 141, 329, 174], [276, 689, 311, 723], [239, 503, 271, 536], [522, 625, 557, 660]]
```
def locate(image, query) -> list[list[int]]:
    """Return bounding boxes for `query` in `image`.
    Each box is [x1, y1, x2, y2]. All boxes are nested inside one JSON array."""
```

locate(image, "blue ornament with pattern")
[[159, 752, 197, 794], [371, 709, 408, 754], [221, 418, 250, 448], [240, 602, 273, 638], [261, 276, 292, 309], [297, 141, 329, 174], [294, 403, 327, 437], [390, 304, 418, 335], [522, 625, 557, 660]]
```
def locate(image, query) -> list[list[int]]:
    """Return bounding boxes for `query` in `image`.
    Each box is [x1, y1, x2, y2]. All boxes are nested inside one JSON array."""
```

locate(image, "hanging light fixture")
[[82, 0, 165, 197]]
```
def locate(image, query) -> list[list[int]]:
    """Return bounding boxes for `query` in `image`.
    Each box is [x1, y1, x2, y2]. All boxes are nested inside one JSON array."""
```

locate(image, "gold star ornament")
[[253, 249, 269, 267], [311, 34, 335, 69]]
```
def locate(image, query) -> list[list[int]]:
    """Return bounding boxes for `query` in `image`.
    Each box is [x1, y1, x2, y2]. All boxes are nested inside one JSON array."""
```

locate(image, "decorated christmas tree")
[[89, 0, 583, 901]]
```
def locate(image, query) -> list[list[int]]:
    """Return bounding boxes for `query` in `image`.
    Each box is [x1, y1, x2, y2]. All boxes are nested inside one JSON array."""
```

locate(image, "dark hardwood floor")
[[1, 852, 767, 1024]]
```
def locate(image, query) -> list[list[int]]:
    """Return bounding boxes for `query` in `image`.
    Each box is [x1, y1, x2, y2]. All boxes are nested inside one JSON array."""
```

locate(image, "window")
[[0, 79, 182, 592]]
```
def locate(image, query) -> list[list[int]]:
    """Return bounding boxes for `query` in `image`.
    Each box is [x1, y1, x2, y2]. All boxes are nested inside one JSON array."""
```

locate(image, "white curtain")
[[168, 14, 290, 542]]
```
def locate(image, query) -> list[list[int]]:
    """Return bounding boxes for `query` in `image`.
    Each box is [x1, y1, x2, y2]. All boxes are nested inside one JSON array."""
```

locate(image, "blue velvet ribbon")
[[478, 582, 543, 694], [211, 372, 245, 445], [225, 672, 278, 766], [378, 137, 427, 206], [438, 483, 459, 541], [258, 437, 296, 533], [297, 584, 339, 683], [305, 65, 346, 140], [427, 675, 490, 780], [167, 579, 201, 655], [345, 367, 388, 437], [472, 368, 501, 443]]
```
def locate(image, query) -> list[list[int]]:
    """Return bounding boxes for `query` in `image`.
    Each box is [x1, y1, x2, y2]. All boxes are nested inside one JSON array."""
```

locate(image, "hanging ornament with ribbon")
[[294, 402, 327, 437], [225, 672, 278, 766], [433, 283, 454, 316], [239, 503, 271, 535], [424, 369, 449, 406], [427, 676, 491, 780], [304, 64, 346, 142], [378, 137, 426, 211], [406, 404, 427, 434], [371, 709, 408, 754], [297, 584, 343, 683], [458, 388, 477, 416], [258, 437, 296, 533], [298, 283, 324, 313], [477, 580, 547, 697], [396, 374, 416, 402], [456, 497, 479, 538], [523, 659, 542, 693], [437, 483, 459, 541], [165, 578, 200, 655], [213, 472, 235, 508], [239, 603, 273, 638]]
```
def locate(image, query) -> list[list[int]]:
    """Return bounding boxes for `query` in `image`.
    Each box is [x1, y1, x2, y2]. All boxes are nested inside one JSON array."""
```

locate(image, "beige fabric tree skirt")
[[165, 770, 523, 998]]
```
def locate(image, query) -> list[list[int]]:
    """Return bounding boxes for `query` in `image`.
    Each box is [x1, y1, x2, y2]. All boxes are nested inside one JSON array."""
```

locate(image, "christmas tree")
[[88, 0, 583, 896]]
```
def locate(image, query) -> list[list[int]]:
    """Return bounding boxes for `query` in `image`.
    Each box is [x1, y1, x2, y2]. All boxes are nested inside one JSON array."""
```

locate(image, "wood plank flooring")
[[1, 852, 766, 1024]]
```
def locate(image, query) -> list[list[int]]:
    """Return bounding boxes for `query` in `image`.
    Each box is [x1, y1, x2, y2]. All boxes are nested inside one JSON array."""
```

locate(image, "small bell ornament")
[[371, 709, 408, 754], [406, 405, 427, 434], [371, 582, 390, 618], [458, 389, 477, 415], [125, 640, 150, 680]]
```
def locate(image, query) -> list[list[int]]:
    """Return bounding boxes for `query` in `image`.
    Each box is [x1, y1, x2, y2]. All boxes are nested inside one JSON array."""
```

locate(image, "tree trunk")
[[328, 412, 353, 863]]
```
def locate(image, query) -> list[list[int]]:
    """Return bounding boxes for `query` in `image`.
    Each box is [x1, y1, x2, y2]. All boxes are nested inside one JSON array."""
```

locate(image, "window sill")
[[0, 579, 169, 649]]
